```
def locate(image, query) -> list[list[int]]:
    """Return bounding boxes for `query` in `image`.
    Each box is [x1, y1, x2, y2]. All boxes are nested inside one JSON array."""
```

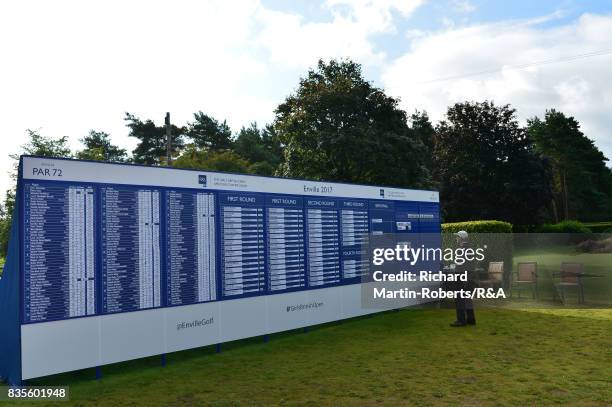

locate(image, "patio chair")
[[479, 261, 504, 289], [511, 262, 538, 299], [554, 262, 585, 304]]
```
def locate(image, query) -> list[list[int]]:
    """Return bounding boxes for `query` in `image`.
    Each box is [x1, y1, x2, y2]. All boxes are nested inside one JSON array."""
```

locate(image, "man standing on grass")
[[450, 230, 477, 327]]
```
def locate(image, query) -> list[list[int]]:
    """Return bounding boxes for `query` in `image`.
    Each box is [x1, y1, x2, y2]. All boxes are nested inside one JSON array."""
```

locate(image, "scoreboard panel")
[[23, 181, 440, 323], [6, 156, 441, 381]]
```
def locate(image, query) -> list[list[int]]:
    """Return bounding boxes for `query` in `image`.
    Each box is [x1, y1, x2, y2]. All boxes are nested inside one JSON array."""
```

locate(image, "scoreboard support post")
[[0, 209, 22, 385]]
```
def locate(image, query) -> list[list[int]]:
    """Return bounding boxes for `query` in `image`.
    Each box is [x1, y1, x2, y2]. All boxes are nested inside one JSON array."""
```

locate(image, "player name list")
[[24, 183, 95, 323], [166, 190, 217, 306], [101, 186, 161, 314]]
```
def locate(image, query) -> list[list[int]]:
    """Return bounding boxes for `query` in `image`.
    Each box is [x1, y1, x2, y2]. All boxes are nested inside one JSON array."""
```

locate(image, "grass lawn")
[[13, 307, 612, 406]]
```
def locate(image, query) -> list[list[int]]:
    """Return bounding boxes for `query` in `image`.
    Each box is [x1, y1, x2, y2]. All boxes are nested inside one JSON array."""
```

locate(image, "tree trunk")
[[562, 169, 569, 220], [551, 199, 559, 223]]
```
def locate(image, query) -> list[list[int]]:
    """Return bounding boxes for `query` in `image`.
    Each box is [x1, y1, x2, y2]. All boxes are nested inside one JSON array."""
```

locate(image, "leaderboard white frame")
[[16, 156, 440, 380]]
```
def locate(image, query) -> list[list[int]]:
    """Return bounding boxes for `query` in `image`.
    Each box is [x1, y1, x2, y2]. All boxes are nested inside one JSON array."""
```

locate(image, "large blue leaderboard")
[[17, 157, 440, 325], [0, 156, 441, 383]]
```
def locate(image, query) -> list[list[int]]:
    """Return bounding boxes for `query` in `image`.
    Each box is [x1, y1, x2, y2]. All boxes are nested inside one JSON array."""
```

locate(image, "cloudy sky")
[[1, 0, 611, 197]]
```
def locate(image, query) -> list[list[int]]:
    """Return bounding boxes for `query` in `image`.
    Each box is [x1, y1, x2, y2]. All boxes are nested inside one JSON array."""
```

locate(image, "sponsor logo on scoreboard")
[[198, 174, 207, 187]]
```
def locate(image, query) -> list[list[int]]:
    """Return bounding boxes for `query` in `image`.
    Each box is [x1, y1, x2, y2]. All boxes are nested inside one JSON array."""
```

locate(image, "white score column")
[[85, 187, 95, 315], [67, 186, 96, 318], [222, 206, 244, 295], [137, 190, 161, 309], [152, 190, 161, 307], [68, 187, 83, 317], [306, 199, 340, 287], [196, 193, 216, 302]]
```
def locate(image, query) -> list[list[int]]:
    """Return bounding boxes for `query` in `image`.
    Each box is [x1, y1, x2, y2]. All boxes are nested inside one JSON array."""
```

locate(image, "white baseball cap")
[[454, 230, 468, 239]]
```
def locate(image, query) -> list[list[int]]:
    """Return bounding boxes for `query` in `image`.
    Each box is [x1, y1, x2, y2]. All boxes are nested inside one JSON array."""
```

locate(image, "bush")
[[537, 220, 592, 234], [442, 220, 512, 234], [583, 222, 612, 233]]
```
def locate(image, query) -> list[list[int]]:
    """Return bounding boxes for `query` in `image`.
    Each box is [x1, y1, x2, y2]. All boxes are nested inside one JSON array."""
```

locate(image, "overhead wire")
[[416, 49, 612, 84]]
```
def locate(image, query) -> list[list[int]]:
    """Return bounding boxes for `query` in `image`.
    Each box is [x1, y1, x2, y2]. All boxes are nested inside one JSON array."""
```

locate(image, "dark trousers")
[[455, 296, 475, 324]]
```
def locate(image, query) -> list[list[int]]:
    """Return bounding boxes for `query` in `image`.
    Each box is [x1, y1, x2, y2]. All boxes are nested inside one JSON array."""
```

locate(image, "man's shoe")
[[450, 321, 466, 327], [466, 320, 476, 325]]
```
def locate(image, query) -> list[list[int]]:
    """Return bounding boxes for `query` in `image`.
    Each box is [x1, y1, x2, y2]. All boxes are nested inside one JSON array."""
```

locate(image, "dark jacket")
[[450, 243, 477, 291]]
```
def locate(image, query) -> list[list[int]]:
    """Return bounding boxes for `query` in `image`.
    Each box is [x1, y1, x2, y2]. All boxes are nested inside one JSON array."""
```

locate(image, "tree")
[[15, 129, 72, 159], [8, 129, 72, 181], [410, 110, 435, 183], [274, 59, 430, 188], [0, 190, 14, 260], [173, 147, 251, 173], [527, 110, 612, 221], [125, 113, 185, 165], [76, 130, 128, 162], [434, 101, 553, 225], [234, 123, 283, 176], [186, 111, 233, 151], [1, 130, 73, 258]]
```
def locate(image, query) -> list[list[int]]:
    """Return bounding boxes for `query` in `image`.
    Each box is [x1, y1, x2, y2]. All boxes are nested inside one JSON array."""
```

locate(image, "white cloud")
[[255, 0, 423, 67], [405, 29, 426, 40], [451, 0, 475, 13], [383, 13, 612, 163], [0, 0, 424, 199], [0, 0, 270, 192], [326, 0, 423, 29]]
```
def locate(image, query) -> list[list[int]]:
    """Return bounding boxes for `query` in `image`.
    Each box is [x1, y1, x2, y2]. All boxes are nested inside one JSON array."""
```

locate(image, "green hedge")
[[441, 220, 600, 234], [583, 222, 612, 233], [537, 220, 592, 234], [442, 220, 513, 233]]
